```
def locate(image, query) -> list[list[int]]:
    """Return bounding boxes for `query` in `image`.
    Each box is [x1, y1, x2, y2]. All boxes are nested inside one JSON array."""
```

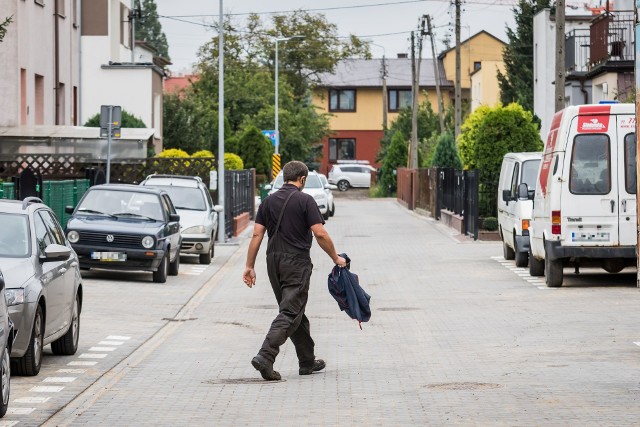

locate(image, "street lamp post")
[[274, 36, 304, 155]]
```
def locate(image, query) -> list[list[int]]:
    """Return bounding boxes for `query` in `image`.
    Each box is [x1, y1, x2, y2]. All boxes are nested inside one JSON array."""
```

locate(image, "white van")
[[497, 152, 542, 267], [529, 103, 637, 287]]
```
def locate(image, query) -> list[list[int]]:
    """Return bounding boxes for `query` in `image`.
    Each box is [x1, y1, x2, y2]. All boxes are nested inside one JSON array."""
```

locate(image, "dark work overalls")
[[258, 191, 316, 369]]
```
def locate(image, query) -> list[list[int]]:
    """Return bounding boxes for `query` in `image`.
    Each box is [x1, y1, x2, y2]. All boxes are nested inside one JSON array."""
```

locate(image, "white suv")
[[328, 163, 376, 191], [140, 175, 222, 264], [267, 171, 331, 220]]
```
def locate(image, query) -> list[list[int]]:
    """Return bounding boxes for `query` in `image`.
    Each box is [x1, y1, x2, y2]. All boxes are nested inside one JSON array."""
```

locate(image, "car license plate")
[[91, 251, 127, 261], [571, 232, 610, 242]]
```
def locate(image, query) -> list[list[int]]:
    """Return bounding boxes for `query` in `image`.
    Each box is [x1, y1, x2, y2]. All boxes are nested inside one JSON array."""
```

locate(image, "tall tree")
[[135, 0, 169, 59], [497, 0, 551, 111], [0, 16, 13, 43]]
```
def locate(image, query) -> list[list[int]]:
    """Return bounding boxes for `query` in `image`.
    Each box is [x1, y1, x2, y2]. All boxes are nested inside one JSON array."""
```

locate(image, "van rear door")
[[617, 115, 636, 246], [562, 113, 619, 246]]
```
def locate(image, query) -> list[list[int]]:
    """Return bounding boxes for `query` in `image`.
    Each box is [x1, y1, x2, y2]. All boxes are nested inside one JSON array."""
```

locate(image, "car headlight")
[[67, 230, 79, 244], [5, 289, 24, 306], [182, 225, 206, 234], [141, 236, 155, 249]]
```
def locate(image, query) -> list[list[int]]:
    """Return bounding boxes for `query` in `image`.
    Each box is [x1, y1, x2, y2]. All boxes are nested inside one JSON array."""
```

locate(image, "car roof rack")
[[144, 174, 202, 183], [336, 160, 370, 164], [22, 196, 43, 210]]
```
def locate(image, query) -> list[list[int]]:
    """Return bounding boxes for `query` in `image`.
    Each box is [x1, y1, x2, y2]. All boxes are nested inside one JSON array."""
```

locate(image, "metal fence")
[[224, 169, 256, 238]]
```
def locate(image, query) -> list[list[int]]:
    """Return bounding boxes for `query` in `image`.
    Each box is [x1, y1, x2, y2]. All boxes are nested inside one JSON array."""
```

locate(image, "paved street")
[[2, 197, 640, 426]]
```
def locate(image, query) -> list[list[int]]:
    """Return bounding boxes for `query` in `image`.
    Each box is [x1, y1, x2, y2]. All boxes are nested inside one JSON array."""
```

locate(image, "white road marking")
[[98, 341, 124, 346], [106, 336, 130, 341], [7, 407, 35, 415], [57, 369, 86, 374], [14, 397, 50, 404], [68, 361, 97, 366], [633, 342, 640, 347], [0, 420, 20, 426], [538, 286, 558, 290], [79, 353, 107, 359], [184, 272, 201, 276], [30, 386, 64, 393], [43, 377, 76, 383], [89, 347, 115, 352]]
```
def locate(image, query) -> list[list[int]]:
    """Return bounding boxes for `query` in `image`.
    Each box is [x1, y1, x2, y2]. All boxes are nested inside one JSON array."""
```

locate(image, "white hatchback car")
[[267, 171, 331, 220], [328, 162, 376, 191], [140, 175, 223, 264]]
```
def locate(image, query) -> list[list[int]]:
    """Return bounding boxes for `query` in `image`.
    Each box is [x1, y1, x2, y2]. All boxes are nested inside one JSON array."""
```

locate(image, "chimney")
[[397, 53, 408, 59]]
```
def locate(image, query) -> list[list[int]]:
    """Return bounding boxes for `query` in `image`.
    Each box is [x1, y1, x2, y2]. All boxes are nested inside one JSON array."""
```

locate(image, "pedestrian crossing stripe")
[[272, 154, 281, 180]]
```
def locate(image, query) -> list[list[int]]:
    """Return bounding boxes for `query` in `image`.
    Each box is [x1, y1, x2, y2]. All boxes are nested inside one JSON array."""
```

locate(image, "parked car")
[[0, 270, 13, 417], [0, 197, 81, 376], [318, 173, 336, 217], [140, 175, 222, 264], [266, 171, 331, 220], [497, 152, 542, 267], [529, 103, 636, 287], [65, 184, 181, 283], [328, 161, 376, 191]]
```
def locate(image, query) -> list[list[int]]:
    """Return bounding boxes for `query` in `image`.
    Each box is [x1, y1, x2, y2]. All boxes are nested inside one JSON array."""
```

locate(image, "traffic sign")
[[261, 130, 277, 146]]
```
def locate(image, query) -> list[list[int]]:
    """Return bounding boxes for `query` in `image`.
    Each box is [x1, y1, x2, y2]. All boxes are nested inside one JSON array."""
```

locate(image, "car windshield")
[[148, 186, 205, 211], [77, 189, 164, 221], [521, 160, 540, 190], [0, 213, 30, 257], [319, 175, 328, 186], [273, 174, 322, 189]]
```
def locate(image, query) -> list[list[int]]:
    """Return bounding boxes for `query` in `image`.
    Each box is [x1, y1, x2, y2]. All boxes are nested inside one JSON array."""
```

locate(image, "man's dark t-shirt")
[[256, 184, 324, 251]]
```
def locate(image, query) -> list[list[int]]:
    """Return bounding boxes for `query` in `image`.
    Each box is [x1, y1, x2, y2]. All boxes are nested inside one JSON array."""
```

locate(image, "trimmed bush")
[[482, 217, 498, 231], [158, 148, 189, 158], [192, 150, 214, 158], [224, 153, 244, 170]]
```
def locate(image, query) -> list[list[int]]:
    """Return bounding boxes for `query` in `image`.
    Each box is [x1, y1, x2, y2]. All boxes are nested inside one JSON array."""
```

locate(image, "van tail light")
[[551, 210, 561, 235], [522, 220, 530, 236]]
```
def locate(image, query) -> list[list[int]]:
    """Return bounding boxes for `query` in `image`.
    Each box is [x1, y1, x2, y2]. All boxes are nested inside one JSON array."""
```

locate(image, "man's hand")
[[243, 267, 256, 288], [334, 256, 347, 268]]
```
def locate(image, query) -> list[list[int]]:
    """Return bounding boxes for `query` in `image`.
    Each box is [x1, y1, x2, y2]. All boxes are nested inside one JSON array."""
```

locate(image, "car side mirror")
[[517, 183, 529, 200], [65, 206, 74, 214], [502, 189, 513, 203], [169, 213, 180, 222], [41, 244, 71, 263], [213, 205, 223, 213]]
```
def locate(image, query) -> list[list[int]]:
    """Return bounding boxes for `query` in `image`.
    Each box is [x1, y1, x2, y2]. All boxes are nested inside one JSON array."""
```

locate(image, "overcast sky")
[[155, 0, 517, 73]]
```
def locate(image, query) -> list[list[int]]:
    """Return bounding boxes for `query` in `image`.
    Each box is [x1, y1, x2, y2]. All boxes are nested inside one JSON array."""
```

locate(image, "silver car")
[[0, 198, 82, 376], [140, 175, 222, 264]]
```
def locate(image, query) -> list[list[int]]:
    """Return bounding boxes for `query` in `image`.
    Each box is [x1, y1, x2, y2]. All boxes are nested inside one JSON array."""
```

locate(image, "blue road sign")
[[261, 130, 277, 146]]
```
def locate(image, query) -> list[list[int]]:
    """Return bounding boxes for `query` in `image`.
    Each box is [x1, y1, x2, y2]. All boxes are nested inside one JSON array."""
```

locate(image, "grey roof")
[[316, 58, 452, 88]]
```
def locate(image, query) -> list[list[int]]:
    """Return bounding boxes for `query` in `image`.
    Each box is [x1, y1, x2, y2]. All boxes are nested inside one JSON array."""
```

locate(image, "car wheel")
[[199, 235, 214, 265], [51, 293, 80, 355], [337, 180, 349, 192], [329, 203, 335, 217], [545, 250, 563, 288], [514, 237, 528, 268], [169, 249, 180, 276], [502, 231, 515, 260], [322, 210, 330, 220], [13, 304, 43, 376], [0, 342, 9, 418], [529, 249, 545, 276], [153, 252, 169, 283]]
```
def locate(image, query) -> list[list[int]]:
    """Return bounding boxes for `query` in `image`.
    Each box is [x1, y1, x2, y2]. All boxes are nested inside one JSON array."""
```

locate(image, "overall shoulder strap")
[[273, 190, 296, 236]]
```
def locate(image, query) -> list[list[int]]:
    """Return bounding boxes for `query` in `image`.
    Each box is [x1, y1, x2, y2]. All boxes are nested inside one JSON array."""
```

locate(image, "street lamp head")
[[276, 35, 305, 42]]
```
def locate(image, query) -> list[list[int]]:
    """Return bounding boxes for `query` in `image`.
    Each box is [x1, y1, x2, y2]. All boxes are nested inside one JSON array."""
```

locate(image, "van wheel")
[[502, 233, 515, 261], [514, 238, 528, 268], [529, 250, 545, 276], [545, 254, 563, 287]]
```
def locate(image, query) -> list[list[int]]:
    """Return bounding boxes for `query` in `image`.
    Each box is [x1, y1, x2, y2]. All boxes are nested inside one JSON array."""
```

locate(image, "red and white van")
[[529, 103, 637, 287]]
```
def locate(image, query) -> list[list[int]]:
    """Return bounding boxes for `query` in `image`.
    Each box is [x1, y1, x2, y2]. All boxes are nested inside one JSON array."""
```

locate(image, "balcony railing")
[[565, 10, 634, 74]]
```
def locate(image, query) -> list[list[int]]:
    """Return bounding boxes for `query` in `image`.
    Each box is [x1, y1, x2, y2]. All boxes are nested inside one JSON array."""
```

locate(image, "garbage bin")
[[259, 184, 270, 202]]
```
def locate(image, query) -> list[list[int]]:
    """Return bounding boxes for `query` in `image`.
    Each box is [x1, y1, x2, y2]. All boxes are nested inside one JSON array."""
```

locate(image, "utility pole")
[[130, 0, 136, 63], [217, 0, 226, 243], [454, 0, 462, 140], [554, 0, 566, 111], [410, 30, 417, 168], [381, 55, 388, 129], [426, 15, 445, 133]]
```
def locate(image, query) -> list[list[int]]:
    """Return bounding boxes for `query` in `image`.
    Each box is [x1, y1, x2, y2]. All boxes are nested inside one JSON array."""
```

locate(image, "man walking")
[[243, 161, 347, 381]]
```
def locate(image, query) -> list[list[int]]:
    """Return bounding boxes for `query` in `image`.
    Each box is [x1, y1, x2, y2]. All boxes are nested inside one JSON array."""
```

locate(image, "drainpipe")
[[54, 0, 60, 124], [78, 0, 82, 125], [579, 78, 589, 104]]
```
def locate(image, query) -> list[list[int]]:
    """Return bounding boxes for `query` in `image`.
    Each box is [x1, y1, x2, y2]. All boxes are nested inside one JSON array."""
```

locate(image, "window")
[[474, 61, 481, 71], [34, 213, 55, 256], [329, 89, 355, 112], [56, 0, 65, 17], [120, 3, 131, 48], [328, 138, 356, 162], [510, 162, 520, 196], [569, 134, 610, 195], [388, 89, 412, 112], [35, 74, 44, 125], [521, 159, 540, 191], [39, 211, 66, 246], [20, 69, 27, 125], [0, 214, 30, 257], [624, 133, 636, 194]]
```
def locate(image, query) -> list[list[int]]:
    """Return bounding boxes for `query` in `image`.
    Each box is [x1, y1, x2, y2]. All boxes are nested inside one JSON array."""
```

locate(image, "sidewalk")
[[45, 198, 640, 426]]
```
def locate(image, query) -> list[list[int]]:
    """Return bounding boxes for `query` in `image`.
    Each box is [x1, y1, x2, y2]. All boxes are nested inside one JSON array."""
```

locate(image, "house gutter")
[[54, 0, 60, 124]]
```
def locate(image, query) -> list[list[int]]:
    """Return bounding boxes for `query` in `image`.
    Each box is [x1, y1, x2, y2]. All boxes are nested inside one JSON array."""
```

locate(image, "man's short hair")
[[283, 161, 309, 182]]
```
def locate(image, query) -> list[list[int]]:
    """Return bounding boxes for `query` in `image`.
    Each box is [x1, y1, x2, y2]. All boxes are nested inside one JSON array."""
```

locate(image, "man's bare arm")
[[310, 223, 347, 267], [243, 223, 267, 287]]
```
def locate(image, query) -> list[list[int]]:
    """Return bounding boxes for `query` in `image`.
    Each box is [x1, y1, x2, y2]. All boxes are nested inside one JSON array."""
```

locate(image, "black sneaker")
[[251, 355, 281, 381], [299, 359, 326, 375]]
